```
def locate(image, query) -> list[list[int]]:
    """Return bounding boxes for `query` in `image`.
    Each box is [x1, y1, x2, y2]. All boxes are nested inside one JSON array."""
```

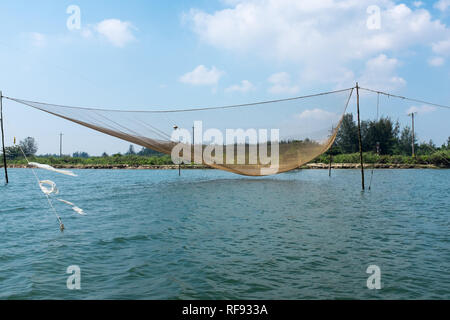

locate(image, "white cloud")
[[296, 109, 340, 122], [359, 54, 406, 91], [268, 72, 299, 94], [96, 19, 136, 47], [428, 56, 445, 66], [179, 65, 224, 86], [434, 0, 450, 12], [432, 39, 450, 56], [80, 28, 93, 39], [187, 0, 450, 88], [225, 80, 255, 93], [413, 1, 424, 7], [188, 1, 449, 59], [30, 32, 47, 47], [407, 105, 437, 114], [294, 108, 341, 140]]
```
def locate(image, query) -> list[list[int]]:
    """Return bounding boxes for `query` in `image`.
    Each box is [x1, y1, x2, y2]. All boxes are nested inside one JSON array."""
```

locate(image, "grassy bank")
[[315, 150, 450, 167], [4, 149, 449, 169], [7, 154, 174, 167]]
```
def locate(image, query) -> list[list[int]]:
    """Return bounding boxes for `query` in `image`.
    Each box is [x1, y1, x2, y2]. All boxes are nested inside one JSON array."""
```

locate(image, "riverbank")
[[4, 163, 444, 170], [3, 150, 449, 169]]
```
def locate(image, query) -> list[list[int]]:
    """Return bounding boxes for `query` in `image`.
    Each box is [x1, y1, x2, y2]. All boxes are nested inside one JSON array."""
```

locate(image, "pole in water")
[[356, 83, 365, 191], [173, 125, 181, 176], [0, 91, 9, 184], [369, 142, 380, 191], [328, 154, 332, 177]]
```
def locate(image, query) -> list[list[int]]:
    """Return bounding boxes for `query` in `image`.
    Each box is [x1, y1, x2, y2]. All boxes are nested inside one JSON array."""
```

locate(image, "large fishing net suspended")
[[6, 88, 353, 176]]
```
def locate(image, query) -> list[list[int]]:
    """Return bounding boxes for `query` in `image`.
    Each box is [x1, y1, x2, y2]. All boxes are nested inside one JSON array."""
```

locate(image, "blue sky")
[[0, 0, 449, 155]]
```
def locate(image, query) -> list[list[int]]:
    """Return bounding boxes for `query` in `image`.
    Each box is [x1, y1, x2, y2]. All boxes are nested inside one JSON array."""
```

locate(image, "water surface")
[[0, 168, 449, 299]]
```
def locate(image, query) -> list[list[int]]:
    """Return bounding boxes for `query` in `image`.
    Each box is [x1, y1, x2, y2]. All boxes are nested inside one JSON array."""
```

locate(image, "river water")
[[0, 168, 449, 299]]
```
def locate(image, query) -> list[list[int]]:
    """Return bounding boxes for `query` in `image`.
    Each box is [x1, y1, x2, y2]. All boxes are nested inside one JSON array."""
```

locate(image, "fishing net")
[[6, 88, 353, 176]]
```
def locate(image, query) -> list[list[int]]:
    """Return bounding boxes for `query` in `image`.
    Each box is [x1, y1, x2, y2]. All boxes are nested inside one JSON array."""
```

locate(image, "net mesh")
[[7, 88, 353, 176]]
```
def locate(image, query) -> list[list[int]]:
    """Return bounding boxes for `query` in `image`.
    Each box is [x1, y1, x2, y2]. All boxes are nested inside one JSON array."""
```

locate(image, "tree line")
[[332, 114, 449, 156]]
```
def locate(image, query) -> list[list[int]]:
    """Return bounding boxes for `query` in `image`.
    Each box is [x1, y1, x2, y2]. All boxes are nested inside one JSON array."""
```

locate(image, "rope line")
[[5, 86, 449, 114], [3, 87, 354, 113], [359, 87, 450, 110], [17, 144, 64, 230]]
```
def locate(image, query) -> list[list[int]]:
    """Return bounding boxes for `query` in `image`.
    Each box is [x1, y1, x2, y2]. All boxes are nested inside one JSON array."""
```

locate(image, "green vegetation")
[[332, 114, 450, 156], [321, 114, 450, 167], [3, 140, 175, 166], [8, 153, 174, 167], [316, 150, 450, 167], [4, 137, 38, 159]]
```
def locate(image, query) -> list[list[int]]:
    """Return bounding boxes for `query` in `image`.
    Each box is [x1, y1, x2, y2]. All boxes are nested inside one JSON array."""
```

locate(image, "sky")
[[0, 0, 449, 155]]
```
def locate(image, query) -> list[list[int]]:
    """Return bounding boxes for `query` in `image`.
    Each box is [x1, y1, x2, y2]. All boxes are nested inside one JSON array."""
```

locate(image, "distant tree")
[[362, 117, 399, 155], [4, 145, 22, 160], [137, 147, 164, 157], [396, 126, 417, 155], [19, 137, 38, 157], [335, 114, 359, 154], [73, 151, 90, 158], [417, 140, 437, 155], [37, 153, 59, 158], [126, 145, 136, 155], [102, 152, 109, 157]]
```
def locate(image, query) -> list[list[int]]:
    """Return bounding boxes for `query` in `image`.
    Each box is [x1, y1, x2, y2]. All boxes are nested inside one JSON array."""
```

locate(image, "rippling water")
[[0, 168, 449, 299]]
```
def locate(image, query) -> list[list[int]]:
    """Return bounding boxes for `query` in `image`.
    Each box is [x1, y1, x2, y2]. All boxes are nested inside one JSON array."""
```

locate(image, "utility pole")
[[59, 133, 63, 157], [408, 112, 417, 158], [0, 91, 8, 184], [356, 83, 365, 191]]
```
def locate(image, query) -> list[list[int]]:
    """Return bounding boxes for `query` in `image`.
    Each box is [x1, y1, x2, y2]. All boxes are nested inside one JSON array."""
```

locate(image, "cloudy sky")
[[0, 0, 449, 155]]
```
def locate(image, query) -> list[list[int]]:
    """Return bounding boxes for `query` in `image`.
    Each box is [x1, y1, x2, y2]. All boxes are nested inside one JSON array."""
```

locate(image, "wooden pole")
[[1, 92, 9, 184], [356, 83, 365, 191], [328, 154, 332, 177]]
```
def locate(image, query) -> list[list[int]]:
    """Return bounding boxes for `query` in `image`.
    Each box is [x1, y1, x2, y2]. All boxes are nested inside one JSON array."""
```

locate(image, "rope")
[[3, 87, 355, 113], [17, 144, 64, 231], [416, 143, 450, 165], [359, 87, 450, 110]]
